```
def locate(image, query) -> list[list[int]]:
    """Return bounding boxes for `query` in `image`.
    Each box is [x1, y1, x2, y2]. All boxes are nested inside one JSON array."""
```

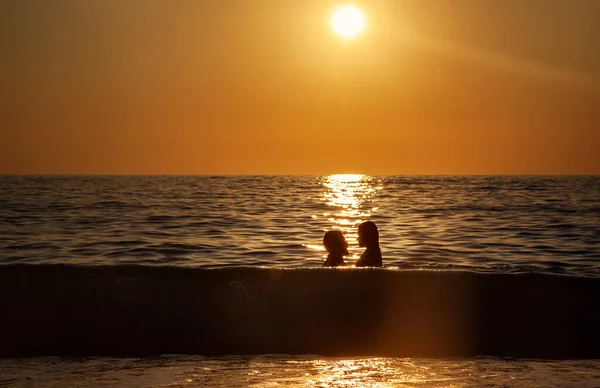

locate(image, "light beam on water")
[[311, 174, 382, 260]]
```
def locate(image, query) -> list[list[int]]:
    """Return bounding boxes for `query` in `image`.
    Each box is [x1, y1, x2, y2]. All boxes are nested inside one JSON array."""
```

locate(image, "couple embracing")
[[322, 221, 382, 267]]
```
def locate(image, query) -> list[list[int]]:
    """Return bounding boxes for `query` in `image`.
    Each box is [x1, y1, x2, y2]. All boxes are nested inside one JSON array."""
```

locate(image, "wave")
[[0, 264, 598, 359]]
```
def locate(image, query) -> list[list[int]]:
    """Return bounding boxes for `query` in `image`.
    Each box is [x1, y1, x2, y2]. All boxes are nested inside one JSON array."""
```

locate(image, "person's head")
[[323, 230, 349, 256], [357, 221, 379, 248]]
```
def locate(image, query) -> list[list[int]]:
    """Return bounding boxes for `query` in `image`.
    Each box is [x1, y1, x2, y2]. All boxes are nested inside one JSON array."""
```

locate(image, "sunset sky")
[[2, 0, 599, 175]]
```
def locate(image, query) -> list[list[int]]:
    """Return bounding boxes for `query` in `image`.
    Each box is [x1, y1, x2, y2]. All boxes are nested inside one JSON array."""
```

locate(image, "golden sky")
[[1, 0, 599, 174]]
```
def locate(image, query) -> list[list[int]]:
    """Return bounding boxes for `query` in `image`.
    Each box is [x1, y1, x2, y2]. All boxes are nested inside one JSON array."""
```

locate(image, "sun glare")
[[331, 5, 365, 38]]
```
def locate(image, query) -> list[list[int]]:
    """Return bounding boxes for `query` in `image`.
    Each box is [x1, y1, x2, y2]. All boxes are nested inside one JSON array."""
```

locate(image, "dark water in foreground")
[[2, 356, 600, 387], [1, 175, 599, 386]]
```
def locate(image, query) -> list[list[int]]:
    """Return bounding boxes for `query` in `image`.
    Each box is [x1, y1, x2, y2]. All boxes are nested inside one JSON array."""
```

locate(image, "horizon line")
[[1, 173, 598, 177]]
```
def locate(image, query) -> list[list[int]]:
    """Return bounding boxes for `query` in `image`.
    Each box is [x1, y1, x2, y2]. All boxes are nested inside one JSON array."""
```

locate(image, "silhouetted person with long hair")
[[355, 221, 382, 267], [322, 230, 349, 267]]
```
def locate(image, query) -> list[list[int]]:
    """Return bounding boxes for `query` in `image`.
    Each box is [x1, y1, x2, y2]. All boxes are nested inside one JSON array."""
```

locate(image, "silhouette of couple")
[[322, 221, 382, 267]]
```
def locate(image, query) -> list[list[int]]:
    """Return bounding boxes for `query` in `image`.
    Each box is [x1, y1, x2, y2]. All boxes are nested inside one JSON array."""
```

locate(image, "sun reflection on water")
[[302, 358, 430, 387], [314, 174, 382, 260]]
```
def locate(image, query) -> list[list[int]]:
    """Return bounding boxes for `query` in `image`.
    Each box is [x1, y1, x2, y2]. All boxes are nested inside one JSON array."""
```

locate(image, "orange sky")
[[1, 0, 599, 174]]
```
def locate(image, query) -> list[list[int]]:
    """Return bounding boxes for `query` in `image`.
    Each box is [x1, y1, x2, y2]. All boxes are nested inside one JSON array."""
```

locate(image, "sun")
[[331, 5, 366, 38]]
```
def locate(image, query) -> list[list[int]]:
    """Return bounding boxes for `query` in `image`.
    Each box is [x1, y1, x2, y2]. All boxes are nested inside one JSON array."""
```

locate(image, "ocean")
[[1, 175, 599, 386]]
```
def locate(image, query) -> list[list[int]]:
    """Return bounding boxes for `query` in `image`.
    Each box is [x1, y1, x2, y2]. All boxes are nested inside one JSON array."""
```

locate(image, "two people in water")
[[323, 221, 382, 267]]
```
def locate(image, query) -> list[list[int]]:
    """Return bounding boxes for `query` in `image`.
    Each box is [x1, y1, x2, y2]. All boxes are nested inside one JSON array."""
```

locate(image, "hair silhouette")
[[355, 221, 382, 267], [322, 230, 349, 267]]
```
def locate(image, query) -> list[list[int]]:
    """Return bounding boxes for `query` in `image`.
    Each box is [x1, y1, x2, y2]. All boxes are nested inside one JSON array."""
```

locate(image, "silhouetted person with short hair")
[[355, 221, 382, 267], [322, 230, 349, 267]]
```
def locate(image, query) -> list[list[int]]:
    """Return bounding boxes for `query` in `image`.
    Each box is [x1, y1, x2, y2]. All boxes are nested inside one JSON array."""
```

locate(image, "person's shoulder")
[[356, 249, 382, 267], [324, 255, 346, 267], [355, 251, 367, 267]]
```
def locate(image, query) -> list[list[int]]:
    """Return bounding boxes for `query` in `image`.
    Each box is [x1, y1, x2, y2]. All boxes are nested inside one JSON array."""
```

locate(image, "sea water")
[[2, 356, 600, 387], [1, 175, 599, 386], [1, 175, 599, 274]]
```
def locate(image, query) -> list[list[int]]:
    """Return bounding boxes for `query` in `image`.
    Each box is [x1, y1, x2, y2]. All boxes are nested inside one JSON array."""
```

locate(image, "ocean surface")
[[1, 175, 599, 274], [2, 356, 600, 387], [1, 175, 599, 386]]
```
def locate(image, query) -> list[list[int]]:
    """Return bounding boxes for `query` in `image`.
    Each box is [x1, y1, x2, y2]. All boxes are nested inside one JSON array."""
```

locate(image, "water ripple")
[[0, 175, 599, 276]]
